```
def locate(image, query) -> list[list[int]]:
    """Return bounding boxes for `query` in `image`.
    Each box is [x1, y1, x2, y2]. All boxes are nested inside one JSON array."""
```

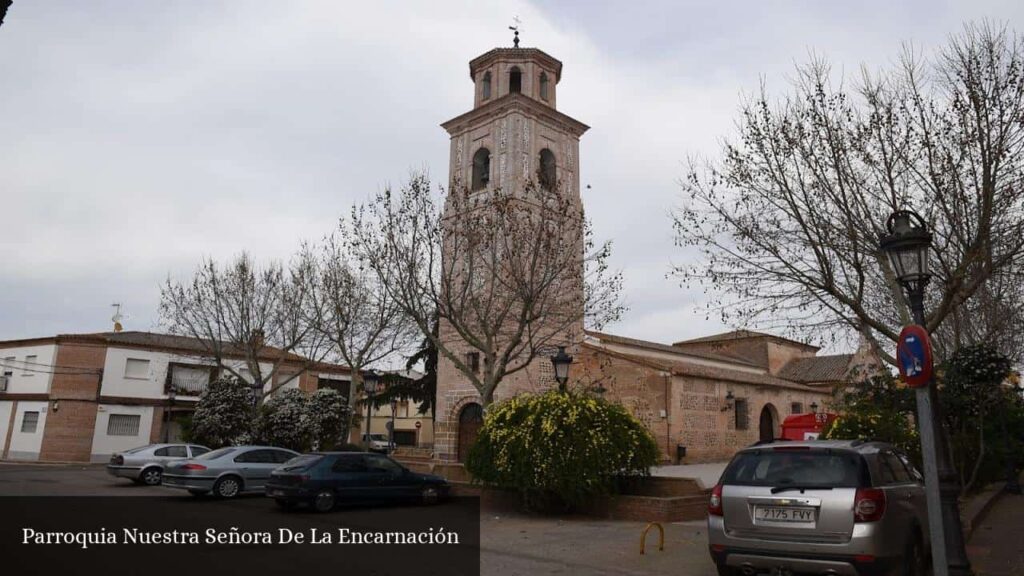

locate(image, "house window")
[[169, 364, 213, 395], [2, 357, 13, 387], [107, 414, 141, 436], [539, 72, 549, 100], [318, 377, 351, 403], [23, 355, 37, 376], [509, 66, 522, 93], [124, 358, 150, 379], [466, 352, 480, 374], [539, 148, 556, 188], [472, 148, 491, 191], [21, 411, 39, 433], [790, 402, 803, 414], [482, 71, 492, 99], [734, 398, 749, 430]]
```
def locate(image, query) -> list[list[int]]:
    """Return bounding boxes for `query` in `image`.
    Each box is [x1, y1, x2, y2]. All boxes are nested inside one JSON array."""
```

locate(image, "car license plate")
[[755, 506, 815, 523]]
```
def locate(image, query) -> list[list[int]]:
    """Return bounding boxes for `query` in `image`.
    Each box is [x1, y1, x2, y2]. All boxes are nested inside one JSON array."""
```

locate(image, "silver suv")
[[707, 440, 928, 576]]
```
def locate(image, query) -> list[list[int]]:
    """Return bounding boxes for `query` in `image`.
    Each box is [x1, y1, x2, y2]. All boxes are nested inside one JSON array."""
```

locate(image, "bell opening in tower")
[[509, 66, 522, 94]]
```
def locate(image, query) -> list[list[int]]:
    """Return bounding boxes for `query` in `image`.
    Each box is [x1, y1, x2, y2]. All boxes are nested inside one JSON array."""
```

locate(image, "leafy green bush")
[[465, 390, 660, 511], [255, 389, 310, 451], [940, 344, 1019, 494], [189, 377, 256, 448], [256, 388, 352, 452], [823, 374, 920, 462]]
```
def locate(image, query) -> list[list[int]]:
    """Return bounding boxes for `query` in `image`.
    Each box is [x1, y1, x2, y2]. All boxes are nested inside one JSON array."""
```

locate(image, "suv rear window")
[[722, 449, 868, 488]]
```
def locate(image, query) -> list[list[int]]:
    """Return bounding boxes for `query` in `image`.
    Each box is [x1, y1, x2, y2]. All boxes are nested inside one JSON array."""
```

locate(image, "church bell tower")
[[434, 41, 590, 463]]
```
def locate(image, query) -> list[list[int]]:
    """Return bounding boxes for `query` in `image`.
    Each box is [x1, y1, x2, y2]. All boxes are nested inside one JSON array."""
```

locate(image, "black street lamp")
[[550, 346, 572, 392], [809, 401, 818, 414], [880, 208, 971, 576]]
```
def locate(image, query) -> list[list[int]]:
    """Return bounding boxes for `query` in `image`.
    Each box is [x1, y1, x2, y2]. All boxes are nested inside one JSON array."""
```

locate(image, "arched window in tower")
[[482, 71, 492, 100], [539, 72, 549, 101], [539, 148, 556, 188], [472, 148, 491, 191], [509, 66, 522, 94]]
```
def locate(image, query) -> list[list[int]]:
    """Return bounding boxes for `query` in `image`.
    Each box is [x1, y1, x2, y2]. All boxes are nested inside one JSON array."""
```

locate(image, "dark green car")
[[265, 451, 450, 512]]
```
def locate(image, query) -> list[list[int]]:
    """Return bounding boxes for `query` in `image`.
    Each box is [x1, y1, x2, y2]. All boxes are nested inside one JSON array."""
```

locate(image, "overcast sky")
[[1, 1, 1021, 356]]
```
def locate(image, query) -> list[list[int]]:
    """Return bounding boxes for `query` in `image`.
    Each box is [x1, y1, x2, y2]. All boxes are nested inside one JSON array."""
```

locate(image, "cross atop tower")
[[509, 16, 520, 47]]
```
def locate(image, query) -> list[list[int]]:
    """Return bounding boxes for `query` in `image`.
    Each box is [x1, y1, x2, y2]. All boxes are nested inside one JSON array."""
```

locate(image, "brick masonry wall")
[[576, 347, 833, 464], [39, 343, 107, 462]]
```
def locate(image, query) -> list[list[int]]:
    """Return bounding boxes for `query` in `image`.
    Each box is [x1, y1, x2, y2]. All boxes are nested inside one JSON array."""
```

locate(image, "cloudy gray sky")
[[1, 0, 1021, 355]]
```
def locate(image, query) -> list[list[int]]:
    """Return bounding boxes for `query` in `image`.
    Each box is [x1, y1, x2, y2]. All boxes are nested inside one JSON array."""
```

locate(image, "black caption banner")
[[0, 496, 480, 576]]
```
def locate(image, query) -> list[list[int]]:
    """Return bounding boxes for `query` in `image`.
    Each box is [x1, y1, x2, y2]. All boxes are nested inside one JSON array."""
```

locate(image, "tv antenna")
[[111, 303, 126, 332], [509, 16, 521, 47]]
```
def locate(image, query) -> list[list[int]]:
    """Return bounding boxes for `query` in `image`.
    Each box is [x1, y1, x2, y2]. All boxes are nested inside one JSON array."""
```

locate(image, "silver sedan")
[[107, 443, 211, 486], [161, 446, 299, 498]]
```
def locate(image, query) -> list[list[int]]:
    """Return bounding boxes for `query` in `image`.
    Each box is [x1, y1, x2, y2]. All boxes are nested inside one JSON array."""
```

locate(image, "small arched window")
[[472, 148, 491, 191], [539, 72, 549, 101], [539, 148, 556, 188], [482, 71, 492, 100], [509, 66, 522, 94]]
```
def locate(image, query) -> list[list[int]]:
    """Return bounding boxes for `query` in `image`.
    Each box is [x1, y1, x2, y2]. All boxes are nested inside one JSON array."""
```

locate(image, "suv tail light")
[[853, 488, 886, 522], [708, 483, 724, 516], [181, 463, 207, 471]]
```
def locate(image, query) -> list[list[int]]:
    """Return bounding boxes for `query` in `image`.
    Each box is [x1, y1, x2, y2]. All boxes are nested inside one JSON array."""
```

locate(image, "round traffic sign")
[[897, 324, 934, 388], [415, 421, 422, 429]]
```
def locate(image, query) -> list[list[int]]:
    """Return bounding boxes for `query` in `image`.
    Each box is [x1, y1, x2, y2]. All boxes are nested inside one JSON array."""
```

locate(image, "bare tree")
[[673, 22, 1024, 363], [159, 252, 326, 402], [302, 237, 419, 434], [342, 173, 624, 406]]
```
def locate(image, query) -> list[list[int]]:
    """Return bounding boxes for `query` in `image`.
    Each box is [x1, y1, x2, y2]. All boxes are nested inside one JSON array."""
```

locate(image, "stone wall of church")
[[573, 347, 833, 464]]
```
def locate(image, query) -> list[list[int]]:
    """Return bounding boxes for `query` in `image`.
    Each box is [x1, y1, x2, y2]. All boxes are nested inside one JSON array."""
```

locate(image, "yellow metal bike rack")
[[639, 522, 664, 555]]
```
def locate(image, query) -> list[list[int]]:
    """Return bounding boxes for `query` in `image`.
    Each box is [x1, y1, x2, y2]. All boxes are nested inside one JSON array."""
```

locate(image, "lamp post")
[[550, 346, 572, 392], [363, 371, 380, 448], [809, 401, 818, 414], [880, 209, 971, 576]]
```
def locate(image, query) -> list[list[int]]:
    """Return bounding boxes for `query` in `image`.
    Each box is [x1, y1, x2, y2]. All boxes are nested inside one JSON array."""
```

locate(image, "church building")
[[430, 41, 875, 466]]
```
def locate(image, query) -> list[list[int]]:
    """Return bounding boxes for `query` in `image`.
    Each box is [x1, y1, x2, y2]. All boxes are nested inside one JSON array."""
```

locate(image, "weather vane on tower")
[[509, 16, 521, 47]]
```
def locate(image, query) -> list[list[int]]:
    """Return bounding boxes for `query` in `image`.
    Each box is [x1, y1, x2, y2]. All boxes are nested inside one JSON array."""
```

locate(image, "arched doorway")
[[457, 403, 483, 462], [759, 404, 778, 442]]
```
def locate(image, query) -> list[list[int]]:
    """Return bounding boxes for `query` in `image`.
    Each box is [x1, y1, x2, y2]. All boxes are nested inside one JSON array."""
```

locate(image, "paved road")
[[0, 462, 720, 576], [968, 492, 1024, 576]]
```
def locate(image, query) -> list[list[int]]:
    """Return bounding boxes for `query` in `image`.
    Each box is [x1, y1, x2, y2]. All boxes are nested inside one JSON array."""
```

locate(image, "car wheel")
[[140, 467, 162, 486], [312, 490, 335, 513], [714, 565, 738, 576], [904, 532, 926, 576], [421, 486, 440, 505], [213, 476, 242, 499]]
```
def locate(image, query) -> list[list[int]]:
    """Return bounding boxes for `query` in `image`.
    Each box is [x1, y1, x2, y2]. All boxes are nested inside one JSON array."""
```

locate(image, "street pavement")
[[651, 461, 728, 489], [968, 492, 1024, 576], [12, 462, 1020, 576]]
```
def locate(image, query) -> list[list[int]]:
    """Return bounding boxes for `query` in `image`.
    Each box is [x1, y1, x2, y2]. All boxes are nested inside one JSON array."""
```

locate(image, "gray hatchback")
[[107, 443, 211, 486], [161, 446, 299, 498], [707, 440, 929, 576]]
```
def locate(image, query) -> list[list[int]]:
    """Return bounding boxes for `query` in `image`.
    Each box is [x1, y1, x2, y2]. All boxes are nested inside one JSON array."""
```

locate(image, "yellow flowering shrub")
[[465, 390, 660, 511]]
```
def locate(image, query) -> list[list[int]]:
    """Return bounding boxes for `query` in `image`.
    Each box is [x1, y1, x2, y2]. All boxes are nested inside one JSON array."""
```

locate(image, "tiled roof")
[[584, 343, 821, 392], [673, 329, 819, 350], [584, 330, 761, 368], [0, 331, 348, 372], [776, 354, 854, 384]]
